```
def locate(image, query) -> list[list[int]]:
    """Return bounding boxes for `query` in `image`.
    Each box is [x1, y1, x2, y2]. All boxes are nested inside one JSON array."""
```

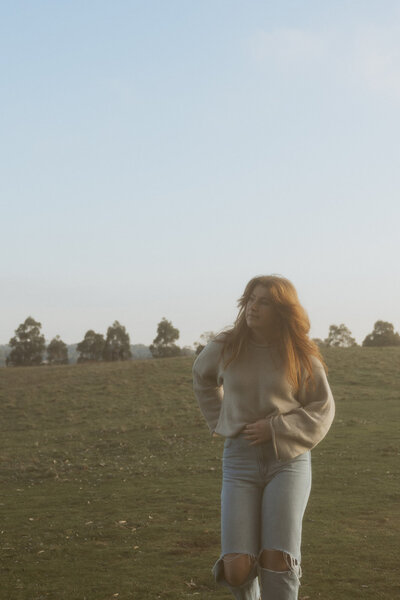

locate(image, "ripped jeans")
[[212, 432, 312, 600]]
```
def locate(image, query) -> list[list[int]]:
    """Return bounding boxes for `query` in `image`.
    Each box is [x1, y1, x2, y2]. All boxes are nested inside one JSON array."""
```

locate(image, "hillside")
[[0, 347, 399, 599]]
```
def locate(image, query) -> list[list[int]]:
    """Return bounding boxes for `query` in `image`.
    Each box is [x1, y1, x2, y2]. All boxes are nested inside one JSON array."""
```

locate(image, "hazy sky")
[[1, 1, 400, 348]]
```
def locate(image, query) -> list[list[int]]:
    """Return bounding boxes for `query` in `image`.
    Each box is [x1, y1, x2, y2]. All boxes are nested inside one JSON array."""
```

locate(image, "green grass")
[[0, 347, 399, 599]]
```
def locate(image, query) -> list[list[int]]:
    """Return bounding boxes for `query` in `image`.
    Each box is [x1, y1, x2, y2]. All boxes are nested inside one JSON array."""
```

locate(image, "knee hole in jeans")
[[222, 553, 257, 587], [259, 549, 300, 573]]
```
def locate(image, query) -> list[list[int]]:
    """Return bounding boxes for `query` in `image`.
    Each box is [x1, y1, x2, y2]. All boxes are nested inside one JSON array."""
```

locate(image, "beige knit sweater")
[[192, 334, 335, 461]]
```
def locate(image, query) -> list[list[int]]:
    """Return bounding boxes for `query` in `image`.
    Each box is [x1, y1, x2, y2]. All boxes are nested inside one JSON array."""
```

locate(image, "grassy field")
[[0, 347, 399, 600]]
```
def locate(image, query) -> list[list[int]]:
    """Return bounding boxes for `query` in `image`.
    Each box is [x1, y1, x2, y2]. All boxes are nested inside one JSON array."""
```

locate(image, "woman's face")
[[245, 284, 277, 338]]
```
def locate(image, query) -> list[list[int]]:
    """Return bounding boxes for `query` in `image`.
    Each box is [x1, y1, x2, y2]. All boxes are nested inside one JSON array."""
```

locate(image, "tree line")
[[194, 321, 400, 355], [4, 316, 400, 367], [313, 321, 400, 348], [5, 316, 184, 367]]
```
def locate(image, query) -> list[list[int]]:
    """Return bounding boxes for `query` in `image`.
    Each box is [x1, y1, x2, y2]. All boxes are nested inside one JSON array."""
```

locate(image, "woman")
[[192, 275, 335, 600]]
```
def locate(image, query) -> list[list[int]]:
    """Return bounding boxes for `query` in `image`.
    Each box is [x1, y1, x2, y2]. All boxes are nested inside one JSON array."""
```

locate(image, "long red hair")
[[215, 275, 327, 394]]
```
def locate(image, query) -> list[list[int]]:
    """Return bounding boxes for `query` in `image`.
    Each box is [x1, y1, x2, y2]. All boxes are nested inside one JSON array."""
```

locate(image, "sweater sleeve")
[[192, 338, 224, 434], [268, 356, 335, 461]]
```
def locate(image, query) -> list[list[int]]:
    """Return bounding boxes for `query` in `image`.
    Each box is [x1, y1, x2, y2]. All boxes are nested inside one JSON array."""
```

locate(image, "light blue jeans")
[[212, 432, 312, 600]]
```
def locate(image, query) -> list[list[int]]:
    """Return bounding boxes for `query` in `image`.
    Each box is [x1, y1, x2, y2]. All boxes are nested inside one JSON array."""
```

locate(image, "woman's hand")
[[243, 419, 272, 445]]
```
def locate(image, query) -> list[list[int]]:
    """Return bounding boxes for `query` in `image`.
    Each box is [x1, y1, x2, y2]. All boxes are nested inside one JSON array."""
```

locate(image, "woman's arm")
[[268, 356, 335, 461], [192, 340, 224, 434]]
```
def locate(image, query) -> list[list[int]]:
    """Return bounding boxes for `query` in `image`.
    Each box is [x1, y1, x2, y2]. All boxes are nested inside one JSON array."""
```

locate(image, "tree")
[[311, 338, 327, 348], [181, 346, 196, 357], [324, 324, 357, 348], [76, 330, 105, 363], [362, 321, 400, 347], [194, 331, 217, 356], [6, 316, 46, 366], [149, 317, 181, 358], [103, 321, 132, 361], [47, 335, 69, 365]]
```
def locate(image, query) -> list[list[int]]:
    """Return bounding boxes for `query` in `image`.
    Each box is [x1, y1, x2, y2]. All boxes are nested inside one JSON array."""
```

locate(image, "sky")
[[1, 1, 400, 348]]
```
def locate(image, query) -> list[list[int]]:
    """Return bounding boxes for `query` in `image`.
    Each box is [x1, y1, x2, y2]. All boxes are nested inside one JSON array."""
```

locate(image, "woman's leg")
[[212, 479, 262, 600], [258, 451, 312, 600], [212, 437, 262, 600]]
